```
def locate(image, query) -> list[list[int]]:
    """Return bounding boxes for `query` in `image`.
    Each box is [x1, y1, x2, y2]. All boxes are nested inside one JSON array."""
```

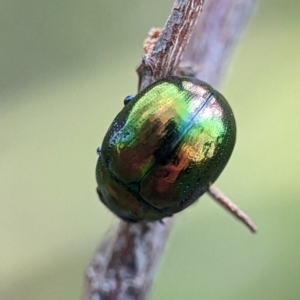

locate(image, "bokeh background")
[[1, 0, 300, 299]]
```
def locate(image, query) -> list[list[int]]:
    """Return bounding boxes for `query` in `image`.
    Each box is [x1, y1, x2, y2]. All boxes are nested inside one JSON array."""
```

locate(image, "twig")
[[180, 0, 257, 88], [137, 0, 205, 90], [83, 219, 174, 300], [208, 184, 257, 233], [83, 0, 256, 299]]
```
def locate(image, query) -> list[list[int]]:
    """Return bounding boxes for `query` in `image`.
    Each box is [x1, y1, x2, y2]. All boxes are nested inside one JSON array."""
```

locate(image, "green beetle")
[[96, 76, 236, 222]]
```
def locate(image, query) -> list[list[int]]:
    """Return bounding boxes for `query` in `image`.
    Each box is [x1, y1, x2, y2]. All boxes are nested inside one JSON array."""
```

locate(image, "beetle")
[[96, 76, 236, 222]]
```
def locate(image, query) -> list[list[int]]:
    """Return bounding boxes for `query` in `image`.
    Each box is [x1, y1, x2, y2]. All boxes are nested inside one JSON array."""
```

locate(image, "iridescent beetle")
[[96, 76, 236, 222]]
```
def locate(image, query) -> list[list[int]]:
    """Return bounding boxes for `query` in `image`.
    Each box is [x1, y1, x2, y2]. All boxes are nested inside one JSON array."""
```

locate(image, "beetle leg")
[[123, 95, 135, 105], [96, 146, 101, 155]]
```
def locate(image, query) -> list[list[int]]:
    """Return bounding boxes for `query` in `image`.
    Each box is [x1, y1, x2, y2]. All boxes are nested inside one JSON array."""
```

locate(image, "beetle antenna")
[[207, 184, 257, 233]]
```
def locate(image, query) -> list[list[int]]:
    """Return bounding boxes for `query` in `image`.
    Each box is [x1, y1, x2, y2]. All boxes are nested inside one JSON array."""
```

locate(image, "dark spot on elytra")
[[153, 119, 180, 165]]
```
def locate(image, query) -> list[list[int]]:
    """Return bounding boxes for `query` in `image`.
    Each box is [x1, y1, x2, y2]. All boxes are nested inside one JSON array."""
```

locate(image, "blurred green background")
[[1, 0, 300, 299]]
